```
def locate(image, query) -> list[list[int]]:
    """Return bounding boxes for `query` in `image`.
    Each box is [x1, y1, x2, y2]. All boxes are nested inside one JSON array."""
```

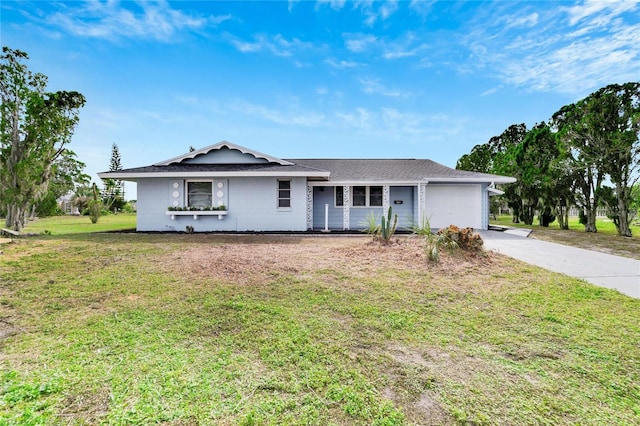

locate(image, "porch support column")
[[342, 185, 350, 230], [382, 185, 390, 212], [306, 184, 313, 230], [418, 183, 427, 225]]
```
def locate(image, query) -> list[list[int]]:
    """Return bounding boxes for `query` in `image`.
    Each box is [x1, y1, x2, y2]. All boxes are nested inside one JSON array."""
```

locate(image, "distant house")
[[98, 141, 515, 232]]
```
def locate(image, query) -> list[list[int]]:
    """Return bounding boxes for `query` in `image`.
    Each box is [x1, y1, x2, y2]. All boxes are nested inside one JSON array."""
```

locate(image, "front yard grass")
[[17, 213, 136, 235], [1, 231, 638, 425]]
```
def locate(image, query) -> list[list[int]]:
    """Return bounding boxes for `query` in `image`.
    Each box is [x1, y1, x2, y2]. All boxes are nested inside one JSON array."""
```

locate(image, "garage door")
[[425, 184, 482, 229]]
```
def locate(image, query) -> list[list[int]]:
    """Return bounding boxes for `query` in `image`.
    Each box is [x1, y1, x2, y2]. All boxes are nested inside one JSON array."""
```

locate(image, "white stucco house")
[[98, 141, 515, 233]]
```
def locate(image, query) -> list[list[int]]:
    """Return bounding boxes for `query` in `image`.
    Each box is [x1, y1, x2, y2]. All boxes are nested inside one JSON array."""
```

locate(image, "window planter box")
[[166, 210, 228, 220]]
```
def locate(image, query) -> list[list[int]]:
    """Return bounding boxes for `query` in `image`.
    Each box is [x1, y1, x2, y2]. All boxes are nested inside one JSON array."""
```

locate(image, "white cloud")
[[564, 0, 638, 26], [43, 0, 230, 42], [324, 58, 358, 68], [359, 78, 410, 97], [461, 1, 640, 95], [343, 31, 428, 60], [228, 100, 325, 127], [336, 108, 372, 131], [504, 12, 539, 29], [480, 86, 502, 97], [382, 41, 428, 59], [226, 33, 313, 57], [354, 0, 399, 26], [343, 33, 378, 52], [315, 0, 347, 11], [409, 0, 437, 17]]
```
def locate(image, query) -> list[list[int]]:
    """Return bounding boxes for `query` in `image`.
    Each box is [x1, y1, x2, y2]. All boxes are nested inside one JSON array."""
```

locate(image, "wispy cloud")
[[343, 33, 378, 52], [336, 108, 372, 131], [409, 0, 437, 17], [316, 0, 398, 25], [462, 1, 640, 95], [343, 31, 428, 59], [564, 0, 638, 26], [324, 58, 358, 68], [357, 0, 399, 26], [359, 78, 410, 97], [315, 0, 347, 11], [334, 107, 467, 146], [381, 32, 428, 59], [225, 33, 314, 57], [228, 100, 325, 127], [42, 0, 230, 42]]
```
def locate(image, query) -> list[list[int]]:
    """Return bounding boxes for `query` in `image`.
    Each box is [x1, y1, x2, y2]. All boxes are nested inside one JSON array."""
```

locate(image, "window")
[[369, 186, 383, 206], [278, 180, 291, 208], [352, 186, 366, 206], [335, 186, 344, 207], [350, 186, 383, 207], [187, 181, 212, 208]]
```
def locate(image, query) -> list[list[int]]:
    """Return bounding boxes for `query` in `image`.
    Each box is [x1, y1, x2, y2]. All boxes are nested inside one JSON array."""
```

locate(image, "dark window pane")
[[278, 180, 291, 190], [353, 186, 366, 206], [278, 199, 291, 208], [370, 186, 383, 206], [335, 186, 343, 207], [187, 181, 212, 208], [277, 180, 291, 208]]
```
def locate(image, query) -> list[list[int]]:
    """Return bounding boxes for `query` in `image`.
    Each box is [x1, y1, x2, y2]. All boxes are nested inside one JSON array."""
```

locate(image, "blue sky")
[[2, 0, 639, 199]]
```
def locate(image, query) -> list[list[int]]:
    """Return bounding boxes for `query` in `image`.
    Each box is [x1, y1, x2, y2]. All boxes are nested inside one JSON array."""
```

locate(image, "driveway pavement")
[[478, 229, 640, 299]]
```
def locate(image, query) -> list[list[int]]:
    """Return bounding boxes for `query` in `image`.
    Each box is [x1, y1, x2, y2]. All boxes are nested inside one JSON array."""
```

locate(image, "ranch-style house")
[[98, 141, 515, 233]]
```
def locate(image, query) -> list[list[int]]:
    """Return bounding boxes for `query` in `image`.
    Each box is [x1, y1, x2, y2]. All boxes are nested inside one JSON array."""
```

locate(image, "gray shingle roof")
[[103, 162, 325, 174], [289, 159, 513, 183], [99, 153, 514, 184]]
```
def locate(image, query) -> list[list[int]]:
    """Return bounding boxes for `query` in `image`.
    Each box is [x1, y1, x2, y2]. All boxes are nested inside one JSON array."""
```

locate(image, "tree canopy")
[[0, 46, 86, 230], [457, 82, 640, 236]]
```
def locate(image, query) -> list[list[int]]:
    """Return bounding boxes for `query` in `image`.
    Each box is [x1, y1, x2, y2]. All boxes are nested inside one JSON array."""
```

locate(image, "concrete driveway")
[[478, 229, 640, 299]]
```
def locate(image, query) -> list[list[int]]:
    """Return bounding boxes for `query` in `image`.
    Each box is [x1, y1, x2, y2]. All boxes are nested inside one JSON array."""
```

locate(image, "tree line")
[[1, 47, 125, 231], [456, 82, 640, 237]]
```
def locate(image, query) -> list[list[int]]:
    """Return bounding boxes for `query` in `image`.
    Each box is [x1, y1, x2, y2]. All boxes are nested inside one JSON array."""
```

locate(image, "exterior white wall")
[[425, 184, 484, 230], [135, 177, 307, 232], [136, 179, 491, 232]]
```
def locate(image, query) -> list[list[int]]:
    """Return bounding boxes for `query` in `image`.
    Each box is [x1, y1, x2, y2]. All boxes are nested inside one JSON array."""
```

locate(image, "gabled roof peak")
[[153, 141, 294, 166]]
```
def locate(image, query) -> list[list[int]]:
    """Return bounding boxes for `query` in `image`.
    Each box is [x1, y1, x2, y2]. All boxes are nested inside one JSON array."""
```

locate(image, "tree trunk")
[[556, 201, 569, 230], [521, 203, 535, 225], [584, 208, 597, 233], [616, 184, 632, 237], [5, 204, 25, 232]]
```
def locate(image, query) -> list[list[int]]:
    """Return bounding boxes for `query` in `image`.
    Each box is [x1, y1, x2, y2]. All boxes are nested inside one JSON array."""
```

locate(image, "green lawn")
[[17, 213, 137, 235], [491, 215, 640, 236], [1, 220, 639, 425]]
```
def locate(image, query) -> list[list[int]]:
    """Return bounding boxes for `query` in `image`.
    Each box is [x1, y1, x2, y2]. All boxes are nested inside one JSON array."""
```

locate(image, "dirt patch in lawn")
[[160, 235, 499, 287]]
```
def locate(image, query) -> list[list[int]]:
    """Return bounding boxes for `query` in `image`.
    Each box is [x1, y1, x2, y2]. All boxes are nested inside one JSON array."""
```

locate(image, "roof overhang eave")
[[98, 171, 331, 180], [423, 177, 516, 184]]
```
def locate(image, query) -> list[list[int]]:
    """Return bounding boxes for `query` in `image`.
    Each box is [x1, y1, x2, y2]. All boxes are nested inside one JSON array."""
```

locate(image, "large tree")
[[490, 124, 528, 224], [552, 83, 640, 235], [552, 102, 606, 233], [0, 47, 85, 230], [583, 83, 640, 237]]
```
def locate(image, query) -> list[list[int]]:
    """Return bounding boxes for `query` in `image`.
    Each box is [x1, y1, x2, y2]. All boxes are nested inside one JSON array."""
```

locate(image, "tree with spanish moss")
[[0, 46, 85, 230]]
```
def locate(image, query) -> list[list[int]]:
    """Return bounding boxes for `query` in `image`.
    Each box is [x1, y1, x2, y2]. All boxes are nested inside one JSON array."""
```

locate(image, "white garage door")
[[425, 184, 482, 229]]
